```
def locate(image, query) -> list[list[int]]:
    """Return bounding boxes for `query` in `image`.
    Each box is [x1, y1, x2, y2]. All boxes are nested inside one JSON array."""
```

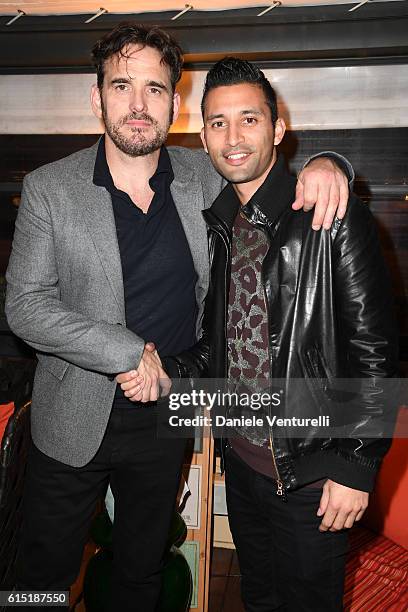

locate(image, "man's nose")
[[129, 88, 147, 113], [226, 123, 244, 148]]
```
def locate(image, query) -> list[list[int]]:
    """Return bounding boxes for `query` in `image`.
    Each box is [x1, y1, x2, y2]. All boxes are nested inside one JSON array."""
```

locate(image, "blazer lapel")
[[170, 171, 210, 297], [77, 144, 125, 318]]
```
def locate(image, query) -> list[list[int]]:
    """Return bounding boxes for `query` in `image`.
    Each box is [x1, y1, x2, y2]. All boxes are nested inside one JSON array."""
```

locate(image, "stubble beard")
[[212, 154, 257, 185], [102, 100, 172, 157]]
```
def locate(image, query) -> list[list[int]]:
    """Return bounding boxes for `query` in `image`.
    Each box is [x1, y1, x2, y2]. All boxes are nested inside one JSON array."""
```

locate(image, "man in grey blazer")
[[5, 22, 351, 611]]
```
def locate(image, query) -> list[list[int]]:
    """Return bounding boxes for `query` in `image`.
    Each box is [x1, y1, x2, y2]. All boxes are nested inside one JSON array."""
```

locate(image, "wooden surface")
[[208, 548, 244, 612], [184, 426, 214, 611]]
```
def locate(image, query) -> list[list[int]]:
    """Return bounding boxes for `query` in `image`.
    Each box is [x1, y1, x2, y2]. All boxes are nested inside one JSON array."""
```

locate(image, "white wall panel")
[[0, 74, 101, 134], [0, 64, 407, 134]]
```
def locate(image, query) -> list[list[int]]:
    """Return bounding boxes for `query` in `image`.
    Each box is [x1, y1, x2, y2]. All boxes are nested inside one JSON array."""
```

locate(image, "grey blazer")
[[5, 143, 224, 466]]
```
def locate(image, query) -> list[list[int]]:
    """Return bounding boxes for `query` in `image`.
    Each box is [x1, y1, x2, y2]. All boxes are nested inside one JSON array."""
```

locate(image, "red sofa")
[[344, 408, 408, 611]]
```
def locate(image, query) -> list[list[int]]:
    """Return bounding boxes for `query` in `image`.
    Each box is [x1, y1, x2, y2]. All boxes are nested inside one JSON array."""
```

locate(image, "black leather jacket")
[[165, 155, 398, 493]]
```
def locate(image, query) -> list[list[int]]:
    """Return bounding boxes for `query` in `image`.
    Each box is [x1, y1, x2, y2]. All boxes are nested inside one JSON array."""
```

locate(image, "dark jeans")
[[225, 447, 349, 612], [16, 403, 186, 612]]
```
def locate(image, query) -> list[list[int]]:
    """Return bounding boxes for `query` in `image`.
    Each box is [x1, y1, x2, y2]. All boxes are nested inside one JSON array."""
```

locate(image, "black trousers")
[[225, 447, 349, 612], [16, 403, 186, 612]]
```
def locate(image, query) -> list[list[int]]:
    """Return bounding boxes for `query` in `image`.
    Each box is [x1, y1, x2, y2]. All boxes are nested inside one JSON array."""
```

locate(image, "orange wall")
[[363, 407, 408, 550]]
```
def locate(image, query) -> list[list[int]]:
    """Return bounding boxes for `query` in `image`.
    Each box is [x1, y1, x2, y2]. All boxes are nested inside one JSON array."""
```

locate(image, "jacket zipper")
[[242, 211, 287, 501], [262, 270, 287, 501]]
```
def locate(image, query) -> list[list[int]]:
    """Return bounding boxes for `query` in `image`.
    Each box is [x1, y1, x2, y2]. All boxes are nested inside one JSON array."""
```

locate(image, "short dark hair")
[[201, 57, 278, 123], [91, 22, 183, 93]]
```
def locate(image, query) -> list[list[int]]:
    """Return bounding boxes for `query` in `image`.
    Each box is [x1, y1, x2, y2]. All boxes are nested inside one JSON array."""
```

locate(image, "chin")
[[223, 170, 253, 184]]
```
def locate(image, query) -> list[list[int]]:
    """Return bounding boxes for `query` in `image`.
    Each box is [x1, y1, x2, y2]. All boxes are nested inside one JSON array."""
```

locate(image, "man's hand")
[[317, 479, 369, 532], [293, 157, 349, 231], [115, 343, 171, 402]]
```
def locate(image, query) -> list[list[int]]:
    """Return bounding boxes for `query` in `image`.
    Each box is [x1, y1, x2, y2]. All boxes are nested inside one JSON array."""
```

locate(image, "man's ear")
[[273, 118, 286, 146], [200, 127, 208, 153], [171, 92, 181, 124], [90, 84, 103, 120]]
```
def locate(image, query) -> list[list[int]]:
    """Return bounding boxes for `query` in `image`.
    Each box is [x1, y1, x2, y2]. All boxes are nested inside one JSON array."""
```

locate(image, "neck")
[[104, 133, 161, 191], [232, 149, 277, 206]]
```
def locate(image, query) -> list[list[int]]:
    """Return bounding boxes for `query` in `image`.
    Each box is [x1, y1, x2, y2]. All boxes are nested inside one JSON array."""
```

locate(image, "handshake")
[[115, 342, 171, 403]]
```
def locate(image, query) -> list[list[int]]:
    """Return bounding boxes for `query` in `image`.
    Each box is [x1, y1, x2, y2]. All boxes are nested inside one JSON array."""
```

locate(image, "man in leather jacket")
[[152, 59, 399, 610]]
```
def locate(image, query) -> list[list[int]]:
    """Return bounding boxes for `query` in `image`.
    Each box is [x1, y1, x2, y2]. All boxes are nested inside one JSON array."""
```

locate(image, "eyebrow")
[[109, 77, 168, 92], [206, 109, 264, 121], [146, 80, 168, 92], [110, 77, 131, 85]]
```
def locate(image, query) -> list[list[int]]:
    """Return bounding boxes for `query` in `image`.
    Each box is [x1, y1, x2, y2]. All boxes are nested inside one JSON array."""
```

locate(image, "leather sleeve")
[[329, 195, 399, 491], [161, 315, 211, 380]]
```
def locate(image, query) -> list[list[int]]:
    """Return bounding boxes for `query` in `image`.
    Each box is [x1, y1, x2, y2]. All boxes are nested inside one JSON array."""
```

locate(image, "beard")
[[102, 102, 172, 157]]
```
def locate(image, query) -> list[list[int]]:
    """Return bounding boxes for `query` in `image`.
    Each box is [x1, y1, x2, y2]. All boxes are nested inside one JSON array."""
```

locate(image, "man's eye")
[[244, 117, 257, 125], [212, 121, 225, 128], [148, 87, 161, 95], [115, 84, 128, 92]]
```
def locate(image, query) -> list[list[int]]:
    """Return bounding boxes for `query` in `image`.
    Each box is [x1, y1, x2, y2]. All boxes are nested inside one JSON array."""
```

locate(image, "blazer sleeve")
[[5, 173, 145, 375], [302, 151, 355, 186]]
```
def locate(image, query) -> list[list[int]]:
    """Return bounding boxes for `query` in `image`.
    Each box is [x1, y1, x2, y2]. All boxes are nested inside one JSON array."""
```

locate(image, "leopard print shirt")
[[227, 212, 270, 446]]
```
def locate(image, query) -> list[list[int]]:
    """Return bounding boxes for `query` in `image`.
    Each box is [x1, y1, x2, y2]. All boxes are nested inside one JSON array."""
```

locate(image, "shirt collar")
[[93, 135, 174, 191]]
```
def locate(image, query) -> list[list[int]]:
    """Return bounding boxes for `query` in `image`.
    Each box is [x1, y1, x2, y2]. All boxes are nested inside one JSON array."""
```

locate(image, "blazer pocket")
[[37, 355, 70, 381]]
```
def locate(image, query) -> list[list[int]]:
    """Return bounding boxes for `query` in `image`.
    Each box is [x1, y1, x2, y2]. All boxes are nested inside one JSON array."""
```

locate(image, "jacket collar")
[[203, 153, 297, 233]]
